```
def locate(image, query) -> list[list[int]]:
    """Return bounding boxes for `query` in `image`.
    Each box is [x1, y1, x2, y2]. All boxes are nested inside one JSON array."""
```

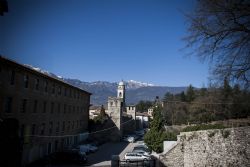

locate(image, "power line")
[[25, 118, 134, 138]]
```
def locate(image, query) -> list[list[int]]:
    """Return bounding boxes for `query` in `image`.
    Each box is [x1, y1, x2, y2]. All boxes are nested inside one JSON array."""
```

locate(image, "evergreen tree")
[[144, 106, 166, 153], [186, 85, 195, 102], [163, 92, 174, 102]]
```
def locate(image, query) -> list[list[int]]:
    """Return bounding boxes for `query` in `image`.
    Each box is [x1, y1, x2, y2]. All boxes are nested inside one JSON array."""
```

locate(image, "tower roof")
[[118, 81, 125, 86]]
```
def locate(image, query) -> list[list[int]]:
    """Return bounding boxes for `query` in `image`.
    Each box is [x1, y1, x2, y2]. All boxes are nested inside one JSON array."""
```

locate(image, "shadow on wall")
[[88, 116, 121, 143], [0, 118, 22, 167]]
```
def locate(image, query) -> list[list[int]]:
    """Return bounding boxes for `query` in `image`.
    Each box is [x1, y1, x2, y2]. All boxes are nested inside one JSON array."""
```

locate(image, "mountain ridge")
[[25, 64, 187, 105]]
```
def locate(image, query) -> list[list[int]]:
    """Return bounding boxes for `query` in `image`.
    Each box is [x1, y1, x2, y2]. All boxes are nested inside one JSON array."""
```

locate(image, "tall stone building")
[[106, 81, 126, 140], [0, 56, 91, 166], [106, 81, 137, 140]]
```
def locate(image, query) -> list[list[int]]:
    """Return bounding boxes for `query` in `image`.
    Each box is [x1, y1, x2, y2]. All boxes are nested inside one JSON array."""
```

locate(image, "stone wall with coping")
[[161, 126, 250, 167]]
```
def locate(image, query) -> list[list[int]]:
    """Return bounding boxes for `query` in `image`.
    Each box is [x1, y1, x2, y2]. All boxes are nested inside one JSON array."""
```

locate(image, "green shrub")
[[162, 131, 178, 141]]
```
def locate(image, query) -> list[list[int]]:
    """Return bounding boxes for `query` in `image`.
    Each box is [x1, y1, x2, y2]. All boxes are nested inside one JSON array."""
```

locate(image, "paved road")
[[85, 140, 143, 166], [29, 141, 143, 167], [86, 141, 132, 166]]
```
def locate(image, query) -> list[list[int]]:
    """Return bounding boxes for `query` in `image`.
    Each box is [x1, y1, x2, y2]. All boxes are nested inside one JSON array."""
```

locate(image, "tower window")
[[119, 92, 122, 97]]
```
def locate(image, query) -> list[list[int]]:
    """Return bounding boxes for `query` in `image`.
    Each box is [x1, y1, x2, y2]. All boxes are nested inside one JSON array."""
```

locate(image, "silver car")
[[124, 152, 151, 162]]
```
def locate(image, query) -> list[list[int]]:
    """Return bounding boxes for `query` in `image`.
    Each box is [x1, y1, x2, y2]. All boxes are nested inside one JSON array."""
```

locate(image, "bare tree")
[[184, 0, 250, 88], [0, 0, 8, 16]]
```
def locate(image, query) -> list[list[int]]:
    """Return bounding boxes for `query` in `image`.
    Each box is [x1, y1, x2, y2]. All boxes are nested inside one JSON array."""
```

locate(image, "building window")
[[10, 70, 15, 85], [20, 99, 27, 113], [64, 88, 67, 96], [4, 97, 12, 113], [49, 122, 53, 134], [43, 101, 47, 113], [72, 121, 75, 130], [68, 105, 71, 113], [56, 122, 60, 132], [44, 81, 48, 92], [24, 75, 29, 88], [35, 78, 39, 90], [67, 121, 70, 131], [52, 84, 55, 94], [55, 140, 58, 151], [57, 103, 60, 113], [62, 121, 65, 132], [51, 102, 54, 113], [48, 143, 52, 154], [69, 89, 72, 97], [73, 106, 75, 113], [40, 123, 45, 135], [58, 86, 61, 95], [64, 104, 67, 114], [33, 100, 38, 113], [32, 124, 36, 135], [20, 124, 25, 138]]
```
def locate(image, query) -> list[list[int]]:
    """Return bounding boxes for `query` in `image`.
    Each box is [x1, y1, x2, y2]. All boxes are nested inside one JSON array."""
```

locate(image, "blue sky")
[[0, 0, 209, 87]]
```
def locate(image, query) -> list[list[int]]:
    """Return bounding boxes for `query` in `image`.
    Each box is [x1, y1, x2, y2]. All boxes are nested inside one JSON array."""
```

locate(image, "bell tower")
[[117, 81, 125, 102]]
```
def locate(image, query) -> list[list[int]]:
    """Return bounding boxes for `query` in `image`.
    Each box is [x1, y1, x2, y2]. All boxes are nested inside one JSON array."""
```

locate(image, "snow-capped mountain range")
[[25, 64, 187, 105], [25, 64, 155, 89]]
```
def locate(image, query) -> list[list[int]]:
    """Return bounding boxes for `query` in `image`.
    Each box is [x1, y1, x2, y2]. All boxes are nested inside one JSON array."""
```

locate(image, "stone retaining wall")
[[161, 126, 250, 167]]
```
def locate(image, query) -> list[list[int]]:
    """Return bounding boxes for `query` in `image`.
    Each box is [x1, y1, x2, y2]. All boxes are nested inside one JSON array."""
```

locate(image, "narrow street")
[[86, 141, 138, 166]]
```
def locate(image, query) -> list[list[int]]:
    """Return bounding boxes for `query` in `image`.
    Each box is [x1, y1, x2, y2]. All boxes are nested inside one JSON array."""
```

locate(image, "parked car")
[[85, 144, 98, 152], [135, 130, 144, 137], [132, 145, 151, 156], [123, 134, 139, 143], [124, 152, 151, 162], [75, 144, 98, 154], [49, 150, 87, 165]]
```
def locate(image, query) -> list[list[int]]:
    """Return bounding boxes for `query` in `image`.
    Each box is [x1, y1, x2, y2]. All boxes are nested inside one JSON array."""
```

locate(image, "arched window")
[[119, 92, 122, 97]]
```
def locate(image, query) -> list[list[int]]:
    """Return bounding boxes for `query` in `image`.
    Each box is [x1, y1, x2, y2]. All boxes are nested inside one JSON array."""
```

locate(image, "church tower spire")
[[117, 80, 125, 103]]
